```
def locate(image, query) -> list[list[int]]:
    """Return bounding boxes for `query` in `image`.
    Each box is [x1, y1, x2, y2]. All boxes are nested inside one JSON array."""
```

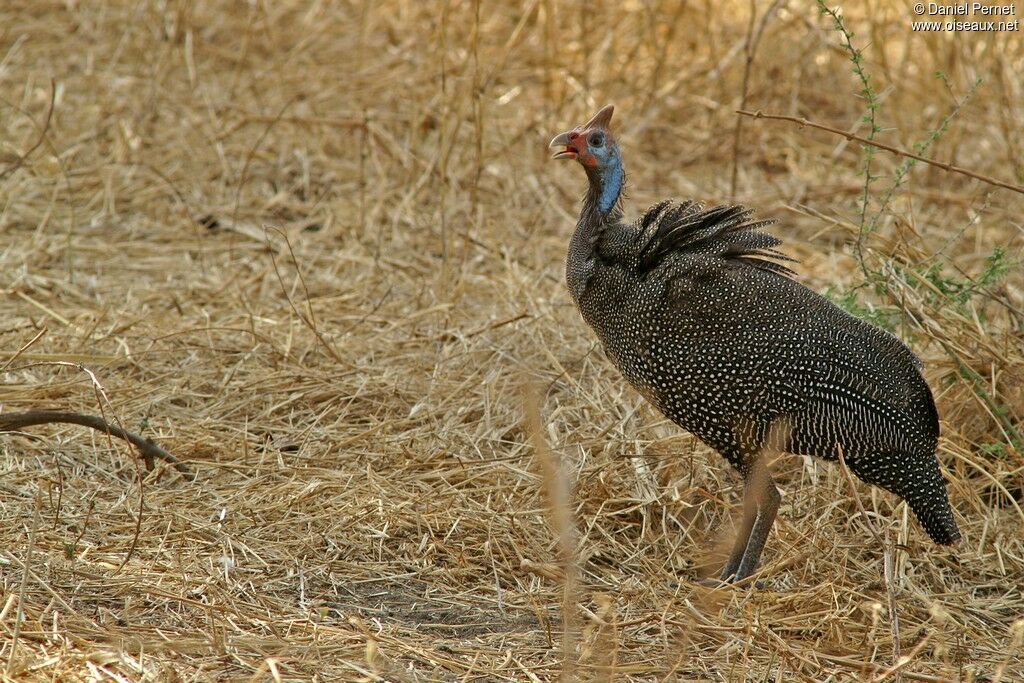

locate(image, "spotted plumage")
[[549, 105, 959, 582]]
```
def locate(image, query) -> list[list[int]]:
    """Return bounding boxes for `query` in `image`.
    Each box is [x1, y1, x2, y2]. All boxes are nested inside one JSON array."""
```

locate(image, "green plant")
[[816, 1, 880, 273]]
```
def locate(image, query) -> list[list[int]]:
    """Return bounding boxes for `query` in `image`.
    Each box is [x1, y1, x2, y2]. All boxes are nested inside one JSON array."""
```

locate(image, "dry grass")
[[1, 1, 1022, 680]]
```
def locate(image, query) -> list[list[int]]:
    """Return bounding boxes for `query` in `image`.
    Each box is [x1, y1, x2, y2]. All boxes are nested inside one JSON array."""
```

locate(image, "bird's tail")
[[900, 457, 961, 545], [852, 450, 960, 545]]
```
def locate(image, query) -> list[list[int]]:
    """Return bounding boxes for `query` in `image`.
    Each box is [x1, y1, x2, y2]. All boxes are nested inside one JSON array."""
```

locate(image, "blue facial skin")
[[588, 133, 623, 214]]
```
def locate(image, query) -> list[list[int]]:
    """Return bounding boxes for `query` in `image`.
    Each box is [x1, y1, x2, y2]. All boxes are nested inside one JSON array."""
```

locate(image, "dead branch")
[[737, 109, 1024, 196]]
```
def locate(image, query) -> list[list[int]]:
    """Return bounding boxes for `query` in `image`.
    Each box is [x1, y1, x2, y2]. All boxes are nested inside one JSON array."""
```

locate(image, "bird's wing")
[[790, 301, 940, 441], [634, 200, 796, 277]]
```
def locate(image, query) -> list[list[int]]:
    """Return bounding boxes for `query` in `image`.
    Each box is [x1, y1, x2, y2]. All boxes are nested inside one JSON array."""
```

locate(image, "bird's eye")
[[589, 132, 605, 147]]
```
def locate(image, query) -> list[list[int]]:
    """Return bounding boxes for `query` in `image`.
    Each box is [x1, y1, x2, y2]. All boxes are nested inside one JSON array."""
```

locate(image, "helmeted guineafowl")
[[549, 105, 960, 583]]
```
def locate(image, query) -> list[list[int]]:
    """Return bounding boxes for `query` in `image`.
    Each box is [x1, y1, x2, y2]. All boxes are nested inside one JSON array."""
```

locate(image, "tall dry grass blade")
[[5, 493, 40, 677], [838, 443, 902, 676], [525, 384, 579, 682], [729, 0, 785, 200]]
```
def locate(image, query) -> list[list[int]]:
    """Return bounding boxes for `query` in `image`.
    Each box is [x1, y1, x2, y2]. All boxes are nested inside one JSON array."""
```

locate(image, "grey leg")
[[732, 467, 781, 582], [718, 483, 758, 582]]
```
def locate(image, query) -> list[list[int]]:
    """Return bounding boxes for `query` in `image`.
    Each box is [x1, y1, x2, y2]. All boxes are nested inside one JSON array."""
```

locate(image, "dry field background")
[[1, 1, 1022, 680]]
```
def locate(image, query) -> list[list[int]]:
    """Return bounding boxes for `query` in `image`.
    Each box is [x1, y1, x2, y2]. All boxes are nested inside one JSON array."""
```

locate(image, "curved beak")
[[549, 131, 577, 160]]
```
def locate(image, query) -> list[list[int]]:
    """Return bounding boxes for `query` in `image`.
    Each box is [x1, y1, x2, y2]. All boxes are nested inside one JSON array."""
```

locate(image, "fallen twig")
[[0, 411, 194, 481]]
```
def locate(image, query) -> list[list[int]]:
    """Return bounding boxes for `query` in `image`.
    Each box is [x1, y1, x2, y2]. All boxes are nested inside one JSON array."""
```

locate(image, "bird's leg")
[[731, 464, 780, 582], [717, 480, 758, 582]]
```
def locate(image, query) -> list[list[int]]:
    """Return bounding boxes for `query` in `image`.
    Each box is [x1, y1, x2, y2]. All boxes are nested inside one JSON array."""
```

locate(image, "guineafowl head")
[[549, 104, 623, 215]]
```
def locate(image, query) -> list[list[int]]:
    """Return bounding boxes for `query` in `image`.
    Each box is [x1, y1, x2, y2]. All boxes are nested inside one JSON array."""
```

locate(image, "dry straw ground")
[[1, 1, 1022, 681]]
